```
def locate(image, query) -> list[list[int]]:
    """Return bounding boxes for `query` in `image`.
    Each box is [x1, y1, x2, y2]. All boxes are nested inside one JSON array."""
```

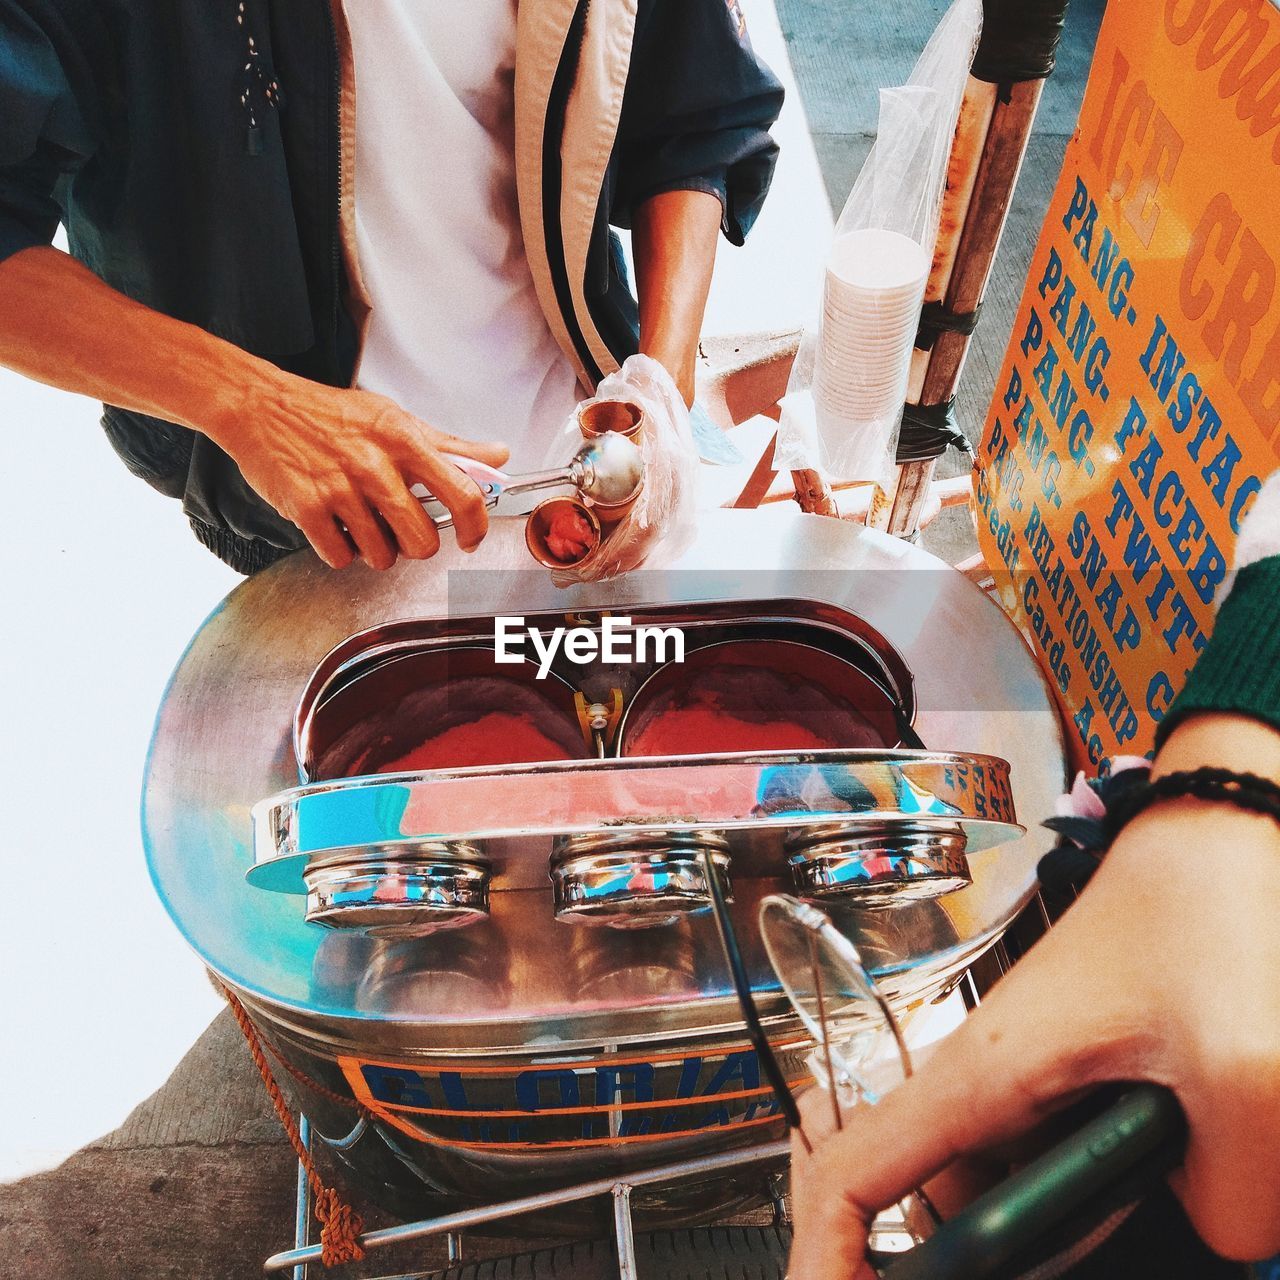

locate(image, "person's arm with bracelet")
[[788, 474, 1280, 1277]]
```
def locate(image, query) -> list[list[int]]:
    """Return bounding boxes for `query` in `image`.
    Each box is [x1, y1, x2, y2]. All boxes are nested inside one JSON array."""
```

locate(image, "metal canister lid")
[[303, 840, 491, 938], [785, 822, 971, 906], [551, 830, 732, 929]]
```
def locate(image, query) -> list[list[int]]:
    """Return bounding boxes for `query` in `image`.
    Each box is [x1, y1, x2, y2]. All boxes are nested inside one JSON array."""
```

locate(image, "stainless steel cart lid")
[[143, 508, 1065, 1051]]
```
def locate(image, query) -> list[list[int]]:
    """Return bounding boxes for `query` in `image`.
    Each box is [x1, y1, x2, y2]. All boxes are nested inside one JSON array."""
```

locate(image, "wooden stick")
[[882, 78, 1047, 537], [732, 433, 781, 509], [792, 467, 840, 517], [922, 78, 1045, 407], [873, 76, 995, 535], [927, 77, 999, 305], [906, 347, 930, 403]]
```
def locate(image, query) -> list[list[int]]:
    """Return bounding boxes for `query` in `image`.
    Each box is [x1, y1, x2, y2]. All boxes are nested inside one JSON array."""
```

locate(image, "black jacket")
[[0, 0, 782, 572]]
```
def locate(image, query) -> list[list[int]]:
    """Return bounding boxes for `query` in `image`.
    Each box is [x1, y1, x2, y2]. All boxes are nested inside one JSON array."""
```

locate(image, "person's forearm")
[[0, 244, 506, 568], [0, 245, 291, 448], [1153, 712, 1280, 780], [632, 189, 722, 406]]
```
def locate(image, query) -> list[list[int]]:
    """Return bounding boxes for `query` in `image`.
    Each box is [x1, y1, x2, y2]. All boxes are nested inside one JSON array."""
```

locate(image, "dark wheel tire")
[[423, 1225, 792, 1280]]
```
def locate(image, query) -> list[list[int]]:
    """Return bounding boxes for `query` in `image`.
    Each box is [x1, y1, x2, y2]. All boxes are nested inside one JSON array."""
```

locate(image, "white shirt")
[[344, 0, 583, 470]]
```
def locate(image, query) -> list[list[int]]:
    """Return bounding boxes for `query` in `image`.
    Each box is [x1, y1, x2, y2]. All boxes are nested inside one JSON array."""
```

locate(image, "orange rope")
[[218, 984, 366, 1267], [255, 1017, 372, 1115]]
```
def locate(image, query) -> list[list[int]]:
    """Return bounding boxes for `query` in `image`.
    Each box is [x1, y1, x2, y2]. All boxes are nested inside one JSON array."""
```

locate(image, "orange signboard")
[[977, 0, 1280, 772]]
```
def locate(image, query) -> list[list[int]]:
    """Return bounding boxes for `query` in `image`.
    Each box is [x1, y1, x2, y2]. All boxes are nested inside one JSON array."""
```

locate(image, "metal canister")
[[302, 841, 492, 936], [550, 830, 732, 928], [784, 821, 972, 905]]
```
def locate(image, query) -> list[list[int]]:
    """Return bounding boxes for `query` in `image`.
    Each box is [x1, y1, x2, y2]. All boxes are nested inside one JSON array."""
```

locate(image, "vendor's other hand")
[[221, 374, 509, 569], [789, 713, 1280, 1280]]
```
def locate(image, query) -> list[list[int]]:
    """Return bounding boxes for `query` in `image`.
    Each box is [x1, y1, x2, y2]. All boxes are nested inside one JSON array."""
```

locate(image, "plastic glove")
[[549, 354, 699, 584]]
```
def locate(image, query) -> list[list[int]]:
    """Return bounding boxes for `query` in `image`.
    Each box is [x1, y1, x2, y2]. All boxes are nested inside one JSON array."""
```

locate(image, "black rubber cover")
[[896, 401, 973, 463], [972, 0, 1071, 84]]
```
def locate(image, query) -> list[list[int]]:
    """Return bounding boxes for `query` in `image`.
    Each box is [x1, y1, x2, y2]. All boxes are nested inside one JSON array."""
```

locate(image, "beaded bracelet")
[[1104, 767, 1280, 842], [1039, 766, 1280, 896]]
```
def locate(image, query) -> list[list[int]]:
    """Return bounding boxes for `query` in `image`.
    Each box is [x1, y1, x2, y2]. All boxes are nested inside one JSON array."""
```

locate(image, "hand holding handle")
[[412, 455, 510, 528], [880, 1086, 1186, 1280]]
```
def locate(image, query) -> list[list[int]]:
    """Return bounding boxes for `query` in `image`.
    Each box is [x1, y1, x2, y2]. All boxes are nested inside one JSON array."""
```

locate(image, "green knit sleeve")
[[1155, 555, 1280, 748]]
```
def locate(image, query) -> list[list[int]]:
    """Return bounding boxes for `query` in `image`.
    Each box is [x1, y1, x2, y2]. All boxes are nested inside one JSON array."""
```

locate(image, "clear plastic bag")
[[775, 0, 981, 485], [543, 354, 699, 584]]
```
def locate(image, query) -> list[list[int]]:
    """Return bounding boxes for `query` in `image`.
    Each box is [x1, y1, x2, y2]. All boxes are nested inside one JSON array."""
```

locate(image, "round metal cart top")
[[143, 507, 1065, 1053]]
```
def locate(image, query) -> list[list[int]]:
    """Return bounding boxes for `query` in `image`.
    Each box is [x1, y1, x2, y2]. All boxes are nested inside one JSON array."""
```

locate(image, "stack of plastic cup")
[[814, 227, 930, 476]]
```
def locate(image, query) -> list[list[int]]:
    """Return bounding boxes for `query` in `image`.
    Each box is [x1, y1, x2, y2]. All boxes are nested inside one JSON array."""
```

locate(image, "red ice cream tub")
[[614, 637, 905, 758], [301, 644, 589, 781]]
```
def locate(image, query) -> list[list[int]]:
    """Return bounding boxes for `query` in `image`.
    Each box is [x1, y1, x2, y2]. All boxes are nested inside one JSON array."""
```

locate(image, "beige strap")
[[558, 0, 638, 380], [514, 0, 597, 392]]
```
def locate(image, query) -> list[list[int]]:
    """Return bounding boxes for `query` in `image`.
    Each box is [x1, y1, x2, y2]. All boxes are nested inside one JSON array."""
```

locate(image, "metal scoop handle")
[[413, 456, 575, 529], [416, 436, 643, 529]]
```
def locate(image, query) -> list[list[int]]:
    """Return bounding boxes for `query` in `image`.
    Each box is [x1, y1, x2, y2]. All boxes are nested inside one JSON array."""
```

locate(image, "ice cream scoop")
[[416, 434, 644, 529]]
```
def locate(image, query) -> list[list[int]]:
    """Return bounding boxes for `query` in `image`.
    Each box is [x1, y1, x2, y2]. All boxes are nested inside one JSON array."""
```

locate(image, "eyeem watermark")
[[494, 615, 685, 678]]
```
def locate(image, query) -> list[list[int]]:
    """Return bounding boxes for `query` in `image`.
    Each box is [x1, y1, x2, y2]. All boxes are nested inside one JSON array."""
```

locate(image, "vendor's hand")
[[218, 372, 510, 570], [550, 354, 699, 585], [789, 714, 1280, 1278]]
